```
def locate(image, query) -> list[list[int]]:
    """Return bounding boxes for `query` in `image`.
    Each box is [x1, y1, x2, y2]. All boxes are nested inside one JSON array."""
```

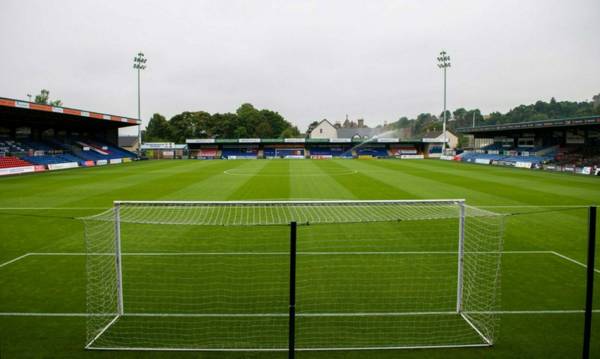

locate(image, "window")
[[319, 128, 323, 134]]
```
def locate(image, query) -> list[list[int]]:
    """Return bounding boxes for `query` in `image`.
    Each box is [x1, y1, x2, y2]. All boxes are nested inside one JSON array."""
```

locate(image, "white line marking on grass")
[[3, 309, 600, 317], [0, 312, 92, 317], [469, 310, 600, 314], [0, 250, 553, 268], [477, 205, 590, 208], [86, 315, 119, 349], [0, 253, 31, 268], [0, 207, 108, 210], [223, 169, 358, 177], [24, 250, 552, 257], [551, 251, 600, 274]]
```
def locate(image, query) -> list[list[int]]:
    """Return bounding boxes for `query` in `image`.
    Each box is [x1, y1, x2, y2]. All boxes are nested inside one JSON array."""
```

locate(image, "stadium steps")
[[0, 156, 33, 168]]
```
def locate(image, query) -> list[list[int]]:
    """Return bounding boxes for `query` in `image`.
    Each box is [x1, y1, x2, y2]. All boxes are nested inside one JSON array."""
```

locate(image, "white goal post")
[[83, 199, 504, 352]]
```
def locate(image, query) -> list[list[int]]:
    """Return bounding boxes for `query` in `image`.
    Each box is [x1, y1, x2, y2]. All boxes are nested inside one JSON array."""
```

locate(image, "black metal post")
[[583, 206, 597, 359], [289, 221, 297, 359]]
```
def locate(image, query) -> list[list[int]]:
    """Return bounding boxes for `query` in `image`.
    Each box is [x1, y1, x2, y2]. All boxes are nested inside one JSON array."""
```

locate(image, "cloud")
[[1, 0, 599, 136]]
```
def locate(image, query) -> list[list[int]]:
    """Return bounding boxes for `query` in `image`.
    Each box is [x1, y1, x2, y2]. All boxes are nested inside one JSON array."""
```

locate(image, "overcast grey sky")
[[1, 0, 599, 135]]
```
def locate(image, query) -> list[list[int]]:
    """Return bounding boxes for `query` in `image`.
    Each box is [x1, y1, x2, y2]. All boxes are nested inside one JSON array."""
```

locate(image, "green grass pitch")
[[0, 158, 599, 358]]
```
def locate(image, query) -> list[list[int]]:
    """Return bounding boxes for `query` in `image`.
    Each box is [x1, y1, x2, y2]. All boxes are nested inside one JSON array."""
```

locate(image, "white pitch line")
[[477, 205, 590, 208], [0, 312, 92, 317], [0, 253, 31, 268], [551, 251, 600, 274], [0, 207, 107, 210], [2, 309, 600, 317], [25, 250, 552, 257], [0, 250, 552, 268], [86, 344, 491, 352], [469, 310, 600, 314]]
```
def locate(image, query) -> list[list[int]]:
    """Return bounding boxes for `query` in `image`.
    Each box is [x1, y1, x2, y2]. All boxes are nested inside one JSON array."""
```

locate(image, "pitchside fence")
[[83, 200, 504, 354]]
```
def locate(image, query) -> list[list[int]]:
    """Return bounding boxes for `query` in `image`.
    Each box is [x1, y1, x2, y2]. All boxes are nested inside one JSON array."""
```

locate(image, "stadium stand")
[[389, 146, 418, 156], [428, 145, 443, 154], [22, 154, 83, 166], [0, 156, 32, 168], [221, 147, 258, 159], [356, 147, 388, 158], [459, 153, 505, 162], [480, 143, 505, 151], [198, 148, 218, 159], [309, 146, 352, 158], [456, 116, 600, 174], [263, 147, 305, 159], [0, 96, 140, 176], [273, 148, 304, 158]]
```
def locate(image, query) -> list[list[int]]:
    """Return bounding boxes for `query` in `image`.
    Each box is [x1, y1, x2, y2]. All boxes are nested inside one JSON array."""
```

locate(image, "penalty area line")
[[2, 309, 600, 317], [24, 250, 554, 256], [0, 250, 555, 268], [0, 207, 108, 210], [551, 251, 600, 274], [0, 253, 31, 268]]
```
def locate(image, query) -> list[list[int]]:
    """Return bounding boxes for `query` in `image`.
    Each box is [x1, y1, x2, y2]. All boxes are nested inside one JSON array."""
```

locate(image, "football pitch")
[[0, 158, 599, 358]]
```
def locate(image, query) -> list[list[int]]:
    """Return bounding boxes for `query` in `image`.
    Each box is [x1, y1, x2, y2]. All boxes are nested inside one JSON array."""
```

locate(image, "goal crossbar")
[[82, 199, 501, 227]]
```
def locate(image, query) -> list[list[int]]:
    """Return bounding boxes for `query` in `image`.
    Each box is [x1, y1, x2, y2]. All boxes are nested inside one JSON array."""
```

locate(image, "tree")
[[414, 113, 437, 135], [281, 126, 301, 138], [234, 126, 248, 138], [169, 112, 200, 143], [191, 111, 213, 138], [144, 113, 171, 142], [306, 120, 319, 136], [439, 110, 452, 122], [452, 108, 467, 124], [211, 112, 240, 138], [255, 122, 273, 138], [260, 110, 287, 137], [34, 89, 62, 106], [593, 93, 600, 110], [141, 103, 304, 142], [236, 103, 261, 134]]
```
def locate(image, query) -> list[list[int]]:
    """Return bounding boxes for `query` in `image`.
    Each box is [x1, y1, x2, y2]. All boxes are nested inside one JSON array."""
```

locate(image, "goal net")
[[83, 200, 503, 351]]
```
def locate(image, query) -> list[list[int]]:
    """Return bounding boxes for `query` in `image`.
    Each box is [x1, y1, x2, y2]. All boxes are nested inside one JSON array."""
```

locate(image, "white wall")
[[428, 131, 459, 149], [310, 121, 337, 139]]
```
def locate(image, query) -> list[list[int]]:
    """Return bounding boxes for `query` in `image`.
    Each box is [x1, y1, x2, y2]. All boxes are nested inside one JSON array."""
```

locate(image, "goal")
[[83, 200, 504, 352]]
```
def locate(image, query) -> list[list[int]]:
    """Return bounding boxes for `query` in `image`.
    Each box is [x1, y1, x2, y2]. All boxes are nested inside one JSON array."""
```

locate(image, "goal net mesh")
[[83, 200, 503, 351]]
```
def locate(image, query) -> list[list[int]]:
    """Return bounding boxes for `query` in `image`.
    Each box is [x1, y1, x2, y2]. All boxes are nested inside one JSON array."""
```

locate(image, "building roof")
[[118, 136, 139, 147], [0, 97, 140, 126], [422, 130, 456, 139], [308, 119, 336, 136], [318, 119, 336, 128], [186, 137, 423, 145], [456, 115, 600, 134], [336, 127, 380, 138]]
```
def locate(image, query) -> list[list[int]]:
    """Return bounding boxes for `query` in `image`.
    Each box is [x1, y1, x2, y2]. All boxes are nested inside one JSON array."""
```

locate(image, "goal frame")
[[85, 199, 497, 352]]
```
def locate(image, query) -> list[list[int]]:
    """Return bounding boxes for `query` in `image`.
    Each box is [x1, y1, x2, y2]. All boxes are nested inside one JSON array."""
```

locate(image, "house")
[[309, 119, 385, 139], [118, 136, 139, 152], [421, 130, 459, 149], [308, 119, 338, 139], [335, 127, 381, 139]]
